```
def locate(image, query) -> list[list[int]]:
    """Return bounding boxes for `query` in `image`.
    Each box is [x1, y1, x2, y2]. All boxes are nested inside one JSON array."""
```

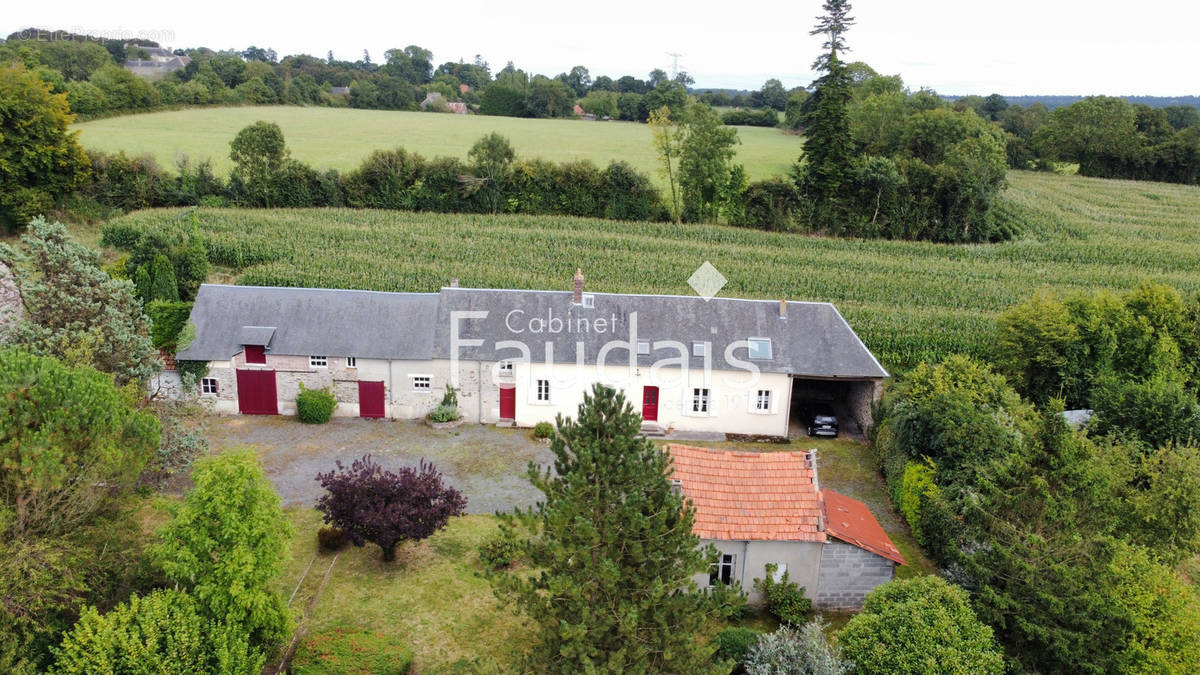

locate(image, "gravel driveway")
[[204, 416, 555, 514]]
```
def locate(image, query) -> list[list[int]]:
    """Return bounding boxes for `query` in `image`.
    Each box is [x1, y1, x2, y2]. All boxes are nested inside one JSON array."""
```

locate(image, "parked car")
[[808, 407, 839, 437]]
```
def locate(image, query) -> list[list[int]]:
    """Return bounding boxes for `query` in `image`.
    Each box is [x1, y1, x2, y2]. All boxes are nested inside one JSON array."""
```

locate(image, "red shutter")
[[244, 344, 266, 364], [358, 381, 386, 418]]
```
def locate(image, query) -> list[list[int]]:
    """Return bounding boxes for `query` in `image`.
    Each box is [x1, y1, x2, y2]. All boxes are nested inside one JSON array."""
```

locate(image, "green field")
[[74, 106, 804, 186], [104, 171, 1200, 371]]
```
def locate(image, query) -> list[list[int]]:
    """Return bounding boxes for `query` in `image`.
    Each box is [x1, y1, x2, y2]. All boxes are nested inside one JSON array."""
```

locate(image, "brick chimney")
[[779, 299, 788, 319], [572, 268, 585, 304]]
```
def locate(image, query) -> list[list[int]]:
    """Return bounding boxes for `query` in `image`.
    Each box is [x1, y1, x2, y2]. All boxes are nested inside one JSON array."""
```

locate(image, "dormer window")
[[637, 340, 651, 355], [692, 342, 708, 357], [581, 293, 595, 308], [747, 338, 772, 360], [244, 345, 266, 364]]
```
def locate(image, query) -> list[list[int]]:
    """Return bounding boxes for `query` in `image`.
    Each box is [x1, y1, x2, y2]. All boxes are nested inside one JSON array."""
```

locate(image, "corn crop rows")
[[108, 171, 1200, 371]]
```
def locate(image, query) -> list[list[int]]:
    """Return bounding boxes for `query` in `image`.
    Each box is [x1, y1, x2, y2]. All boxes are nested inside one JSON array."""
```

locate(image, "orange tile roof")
[[666, 444, 825, 543], [822, 489, 906, 565]]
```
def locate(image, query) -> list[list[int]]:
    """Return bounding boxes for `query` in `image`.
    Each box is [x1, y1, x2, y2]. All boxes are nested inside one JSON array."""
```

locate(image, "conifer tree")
[[494, 384, 725, 673], [799, 0, 856, 229], [149, 254, 179, 302]]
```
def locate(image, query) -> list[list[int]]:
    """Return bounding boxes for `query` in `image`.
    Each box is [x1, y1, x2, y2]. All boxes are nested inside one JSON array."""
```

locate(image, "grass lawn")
[[74, 106, 804, 188]]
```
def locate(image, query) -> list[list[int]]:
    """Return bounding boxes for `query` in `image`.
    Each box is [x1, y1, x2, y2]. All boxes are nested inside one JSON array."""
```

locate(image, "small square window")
[[710, 553, 735, 586], [201, 377, 218, 395], [637, 341, 650, 355], [692, 388, 710, 413], [499, 360, 514, 372], [537, 379, 551, 402], [412, 375, 431, 391], [692, 342, 708, 357], [582, 293, 595, 308], [756, 389, 772, 412], [309, 355, 328, 368], [747, 338, 772, 360], [346, 356, 357, 368], [244, 344, 266, 364]]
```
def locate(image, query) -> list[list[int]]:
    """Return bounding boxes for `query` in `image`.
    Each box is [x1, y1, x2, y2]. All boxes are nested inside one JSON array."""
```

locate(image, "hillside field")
[[74, 106, 804, 187], [103, 171, 1200, 371]]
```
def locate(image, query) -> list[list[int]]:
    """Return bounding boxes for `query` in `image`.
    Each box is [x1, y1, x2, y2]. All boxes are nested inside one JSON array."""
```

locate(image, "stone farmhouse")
[[667, 444, 905, 608], [175, 272, 887, 438], [123, 45, 190, 77]]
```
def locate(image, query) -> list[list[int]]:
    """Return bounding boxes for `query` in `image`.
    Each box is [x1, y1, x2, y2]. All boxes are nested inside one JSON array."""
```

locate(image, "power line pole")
[[666, 52, 683, 79]]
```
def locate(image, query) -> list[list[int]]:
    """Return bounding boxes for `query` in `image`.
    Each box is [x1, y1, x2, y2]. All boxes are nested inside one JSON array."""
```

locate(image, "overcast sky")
[[9, 0, 1199, 96]]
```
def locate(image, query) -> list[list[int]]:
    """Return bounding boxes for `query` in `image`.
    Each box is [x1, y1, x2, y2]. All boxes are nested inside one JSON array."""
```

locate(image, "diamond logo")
[[688, 261, 727, 301]]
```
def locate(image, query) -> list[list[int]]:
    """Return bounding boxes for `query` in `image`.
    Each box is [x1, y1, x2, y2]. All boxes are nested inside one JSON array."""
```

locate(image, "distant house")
[[420, 92, 470, 114], [123, 44, 190, 78], [330, 86, 351, 96], [447, 101, 469, 114], [668, 444, 904, 609], [173, 272, 888, 436], [459, 83, 470, 95]]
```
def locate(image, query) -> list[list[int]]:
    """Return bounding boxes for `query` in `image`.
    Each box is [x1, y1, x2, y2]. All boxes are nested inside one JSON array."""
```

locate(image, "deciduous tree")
[[315, 455, 466, 562], [649, 106, 683, 222], [678, 102, 743, 223]]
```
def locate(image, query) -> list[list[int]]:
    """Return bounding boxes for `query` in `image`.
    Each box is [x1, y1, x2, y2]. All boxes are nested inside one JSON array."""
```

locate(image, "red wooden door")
[[236, 369, 278, 415], [499, 386, 515, 419], [358, 381, 386, 418], [642, 386, 659, 422]]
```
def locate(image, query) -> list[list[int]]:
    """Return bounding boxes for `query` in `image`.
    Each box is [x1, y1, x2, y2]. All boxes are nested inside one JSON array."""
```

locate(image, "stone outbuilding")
[[667, 444, 904, 609]]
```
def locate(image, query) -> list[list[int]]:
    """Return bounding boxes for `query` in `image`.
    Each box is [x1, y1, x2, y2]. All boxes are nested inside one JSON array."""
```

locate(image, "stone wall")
[[816, 539, 895, 610], [846, 379, 884, 433]]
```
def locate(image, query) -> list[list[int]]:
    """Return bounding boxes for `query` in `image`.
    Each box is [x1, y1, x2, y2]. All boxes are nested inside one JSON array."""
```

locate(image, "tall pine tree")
[[494, 384, 725, 673], [799, 0, 856, 230]]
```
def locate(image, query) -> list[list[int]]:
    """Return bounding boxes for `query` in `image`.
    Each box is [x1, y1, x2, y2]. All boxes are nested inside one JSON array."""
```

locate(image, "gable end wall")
[[816, 540, 895, 610]]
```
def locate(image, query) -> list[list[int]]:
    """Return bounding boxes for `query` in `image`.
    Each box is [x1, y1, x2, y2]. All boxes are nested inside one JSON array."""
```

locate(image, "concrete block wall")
[[816, 540, 895, 610]]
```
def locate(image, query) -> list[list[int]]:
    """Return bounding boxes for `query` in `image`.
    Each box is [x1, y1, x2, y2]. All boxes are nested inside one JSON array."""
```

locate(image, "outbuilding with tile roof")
[[667, 444, 904, 609]]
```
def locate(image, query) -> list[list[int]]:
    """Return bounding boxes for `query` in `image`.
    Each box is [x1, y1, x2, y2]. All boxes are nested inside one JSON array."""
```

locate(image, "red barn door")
[[236, 369, 278, 415], [358, 380, 386, 418]]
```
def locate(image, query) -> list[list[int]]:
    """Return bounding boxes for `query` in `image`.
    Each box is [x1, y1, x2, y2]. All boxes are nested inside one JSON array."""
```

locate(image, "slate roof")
[[666, 445, 825, 542], [177, 283, 887, 379], [433, 287, 887, 378], [177, 285, 438, 361], [822, 489, 906, 565]]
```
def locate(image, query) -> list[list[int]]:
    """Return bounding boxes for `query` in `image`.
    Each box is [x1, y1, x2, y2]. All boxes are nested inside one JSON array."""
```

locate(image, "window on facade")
[[582, 293, 595, 308], [537, 379, 551, 402], [756, 389, 772, 412], [244, 344, 266, 364], [692, 388, 710, 413], [309, 355, 328, 368], [748, 337, 773, 360], [710, 553, 736, 586], [201, 377, 219, 395], [412, 375, 431, 391], [692, 342, 708, 357], [346, 356, 357, 368], [499, 360, 514, 373], [637, 340, 651, 355]]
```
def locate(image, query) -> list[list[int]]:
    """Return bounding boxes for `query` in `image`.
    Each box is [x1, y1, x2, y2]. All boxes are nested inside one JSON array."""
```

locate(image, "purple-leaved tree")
[[315, 455, 467, 562]]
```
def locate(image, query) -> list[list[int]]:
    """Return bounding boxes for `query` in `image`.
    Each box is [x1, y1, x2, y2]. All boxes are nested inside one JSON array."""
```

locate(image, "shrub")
[[439, 384, 458, 408], [428, 404, 460, 423], [146, 301, 192, 351], [744, 619, 850, 675], [316, 526, 348, 553], [478, 530, 521, 570], [897, 459, 938, 543], [297, 384, 337, 424], [712, 627, 762, 669], [721, 108, 779, 127], [735, 178, 805, 231], [533, 421, 554, 439], [291, 629, 412, 675], [753, 564, 812, 625]]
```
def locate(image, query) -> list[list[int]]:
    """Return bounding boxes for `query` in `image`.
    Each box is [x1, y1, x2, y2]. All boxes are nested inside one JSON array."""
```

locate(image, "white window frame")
[[498, 360, 514, 373], [692, 387, 710, 414], [201, 377, 219, 395], [747, 337, 773, 360], [581, 293, 595, 308], [755, 389, 772, 412], [411, 375, 432, 391], [692, 341, 708, 357], [710, 553, 736, 587], [536, 379, 551, 402], [309, 355, 328, 368], [637, 340, 651, 355], [346, 356, 357, 368]]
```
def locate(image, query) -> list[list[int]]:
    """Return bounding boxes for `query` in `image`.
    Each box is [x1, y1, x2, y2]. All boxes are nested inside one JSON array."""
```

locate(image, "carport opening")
[[789, 378, 880, 439]]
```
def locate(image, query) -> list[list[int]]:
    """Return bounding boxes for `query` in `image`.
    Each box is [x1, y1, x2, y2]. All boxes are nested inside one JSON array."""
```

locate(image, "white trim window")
[[755, 389, 772, 412], [536, 379, 551, 402], [747, 337, 773, 360], [581, 293, 595, 308], [346, 356, 357, 368], [412, 375, 432, 391], [309, 355, 328, 368], [498, 360, 514, 373], [710, 553, 736, 586], [692, 388, 710, 414], [692, 341, 708, 357], [201, 377, 219, 395], [637, 340, 651, 355]]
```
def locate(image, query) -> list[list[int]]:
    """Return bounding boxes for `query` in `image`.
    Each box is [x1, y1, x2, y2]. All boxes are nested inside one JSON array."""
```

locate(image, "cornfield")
[[107, 171, 1200, 371]]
